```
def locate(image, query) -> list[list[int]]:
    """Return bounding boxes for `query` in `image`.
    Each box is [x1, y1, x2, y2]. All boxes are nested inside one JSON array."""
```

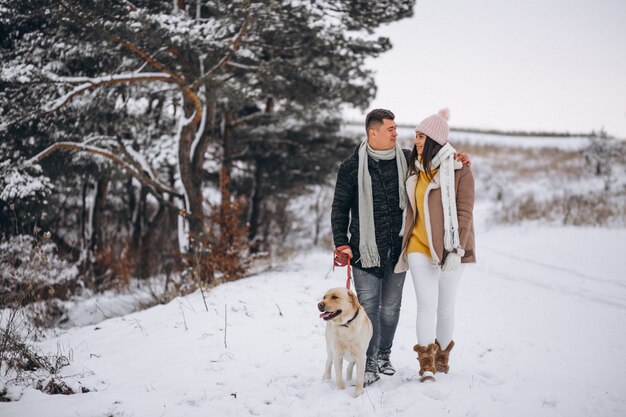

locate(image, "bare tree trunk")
[[313, 187, 322, 246], [130, 184, 147, 276], [140, 202, 169, 278], [220, 111, 235, 214], [89, 176, 110, 253], [247, 96, 274, 251], [178, 93, 204, 242], [312, 185, 330, 247], [81, 181, 88, 252], [247, 159, 263, 251]]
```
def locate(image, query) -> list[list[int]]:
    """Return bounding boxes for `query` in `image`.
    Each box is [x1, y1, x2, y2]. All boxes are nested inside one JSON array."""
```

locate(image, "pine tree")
[[1, 0, 416, 284]]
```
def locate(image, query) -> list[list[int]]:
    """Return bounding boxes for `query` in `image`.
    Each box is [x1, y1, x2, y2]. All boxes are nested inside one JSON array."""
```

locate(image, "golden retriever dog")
[[318, 287, 373, 397]]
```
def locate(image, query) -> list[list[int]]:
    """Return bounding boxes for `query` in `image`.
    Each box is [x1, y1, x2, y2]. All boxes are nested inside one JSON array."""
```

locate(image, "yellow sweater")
[[407, 168, 438, 257]]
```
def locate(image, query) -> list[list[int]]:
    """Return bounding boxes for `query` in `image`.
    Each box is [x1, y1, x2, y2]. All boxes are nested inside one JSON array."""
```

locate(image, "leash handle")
[[333, 245, 352, 290]]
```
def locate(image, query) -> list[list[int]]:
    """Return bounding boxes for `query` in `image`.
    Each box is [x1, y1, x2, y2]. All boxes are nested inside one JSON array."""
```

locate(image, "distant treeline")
[[449, 126, 611, 139], [345, 122, 611, 139]]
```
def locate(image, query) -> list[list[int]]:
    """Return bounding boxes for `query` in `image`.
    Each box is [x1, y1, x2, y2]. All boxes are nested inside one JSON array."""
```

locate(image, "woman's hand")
[[442, 252, 462, 272], [454, 152, 471, 167]]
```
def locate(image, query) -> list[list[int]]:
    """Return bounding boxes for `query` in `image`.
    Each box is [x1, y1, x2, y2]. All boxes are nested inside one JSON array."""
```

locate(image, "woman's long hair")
[[408, 135, 443, 181]]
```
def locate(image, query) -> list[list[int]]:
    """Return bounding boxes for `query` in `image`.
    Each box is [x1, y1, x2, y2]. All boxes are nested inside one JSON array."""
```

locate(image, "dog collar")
[[340, 308, 359, 328]]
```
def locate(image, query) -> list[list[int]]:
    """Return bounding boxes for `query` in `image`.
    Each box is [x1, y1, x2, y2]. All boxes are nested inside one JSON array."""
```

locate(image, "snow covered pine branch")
[[41, 72, 175, 113], [26, 141, 183, 204]]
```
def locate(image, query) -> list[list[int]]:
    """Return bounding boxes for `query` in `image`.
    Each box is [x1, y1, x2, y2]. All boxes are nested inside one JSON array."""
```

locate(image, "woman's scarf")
[[357, 141, 408, 268], [414, 143, 460, 252]]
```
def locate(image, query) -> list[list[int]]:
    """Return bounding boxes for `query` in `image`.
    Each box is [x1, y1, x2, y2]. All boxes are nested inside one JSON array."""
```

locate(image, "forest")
[[0, 0, 415, 303]]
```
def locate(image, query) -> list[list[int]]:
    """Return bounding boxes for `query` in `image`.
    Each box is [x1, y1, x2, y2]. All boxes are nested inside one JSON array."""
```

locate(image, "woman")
[[394, 108, 476, 382]]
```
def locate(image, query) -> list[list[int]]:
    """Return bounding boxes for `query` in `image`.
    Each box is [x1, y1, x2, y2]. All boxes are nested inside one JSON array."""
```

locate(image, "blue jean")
[[352, 253, 406, 359]]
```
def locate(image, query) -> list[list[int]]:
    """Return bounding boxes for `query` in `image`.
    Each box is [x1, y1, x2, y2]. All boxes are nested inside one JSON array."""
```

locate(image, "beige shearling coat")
[[395, 161, 476, 272]]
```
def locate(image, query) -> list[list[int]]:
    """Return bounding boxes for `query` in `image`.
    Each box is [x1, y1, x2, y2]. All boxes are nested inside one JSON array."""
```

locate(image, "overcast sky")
[[345, 0, 626, 138]]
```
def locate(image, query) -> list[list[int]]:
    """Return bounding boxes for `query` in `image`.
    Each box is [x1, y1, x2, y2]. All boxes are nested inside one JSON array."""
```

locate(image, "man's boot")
[[413, 343, 438, 382], [363, 356, 380, 386], [435, 340, 455, 374], [377, 351, 396, 376]]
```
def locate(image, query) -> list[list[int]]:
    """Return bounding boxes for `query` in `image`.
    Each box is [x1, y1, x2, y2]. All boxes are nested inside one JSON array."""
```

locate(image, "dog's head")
[[317, 287, 360, 322]]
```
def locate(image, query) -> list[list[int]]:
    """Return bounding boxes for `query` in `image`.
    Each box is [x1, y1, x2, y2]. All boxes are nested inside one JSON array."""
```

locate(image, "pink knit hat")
[[415, 108, 450, 145]]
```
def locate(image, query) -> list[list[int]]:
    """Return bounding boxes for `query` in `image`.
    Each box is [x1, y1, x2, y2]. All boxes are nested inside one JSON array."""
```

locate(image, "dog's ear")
[[347, 290, 360, 309]]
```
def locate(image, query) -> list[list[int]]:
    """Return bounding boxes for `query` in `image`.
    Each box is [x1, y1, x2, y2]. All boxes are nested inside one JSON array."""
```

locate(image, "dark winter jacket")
[[331, 144, 411, 278]]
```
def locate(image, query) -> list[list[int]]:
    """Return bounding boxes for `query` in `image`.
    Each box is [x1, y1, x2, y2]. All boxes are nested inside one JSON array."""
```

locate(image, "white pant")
[[408, 252, 464, 349]]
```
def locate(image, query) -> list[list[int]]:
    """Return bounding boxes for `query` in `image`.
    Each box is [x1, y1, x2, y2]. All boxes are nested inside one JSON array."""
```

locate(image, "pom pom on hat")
[[415, 107, 451, 145]]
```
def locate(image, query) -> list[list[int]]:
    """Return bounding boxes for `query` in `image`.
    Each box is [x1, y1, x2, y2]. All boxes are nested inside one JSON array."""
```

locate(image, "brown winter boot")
[[413, 343, 438, 382], [435, 340, 455, 374]]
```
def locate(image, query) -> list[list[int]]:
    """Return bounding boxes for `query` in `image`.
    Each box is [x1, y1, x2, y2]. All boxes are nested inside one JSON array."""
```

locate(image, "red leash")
[[333, 245, 352, 290]]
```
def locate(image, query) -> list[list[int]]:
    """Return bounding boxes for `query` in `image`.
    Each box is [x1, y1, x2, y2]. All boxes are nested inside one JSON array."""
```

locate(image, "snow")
[[124, 141, 159, 181], [59, 277, 172, 328], [0, 235, 79, 286], [2, 103, 624, 413], [173, 102, 194, 253], [140, 11, 222, 45], [3, 201, 625, 416], [41, 72, 174, 113], [449, 130, 592, 151], [0, 161, 53, 201], [189, 103, 207, 164], [0, 63, 35, 83]]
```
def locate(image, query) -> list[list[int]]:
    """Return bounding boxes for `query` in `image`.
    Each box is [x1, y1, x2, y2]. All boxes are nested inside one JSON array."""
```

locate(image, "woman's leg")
[[436, 265, 464, 349], [408, 252, 439, 345]]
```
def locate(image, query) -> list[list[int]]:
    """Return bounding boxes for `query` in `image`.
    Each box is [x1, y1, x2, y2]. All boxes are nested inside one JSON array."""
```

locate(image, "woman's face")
[[414, 132, 426, 156]]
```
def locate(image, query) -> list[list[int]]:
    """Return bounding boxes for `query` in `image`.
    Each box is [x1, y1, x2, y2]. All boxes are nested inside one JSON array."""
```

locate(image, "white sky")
[[345, 0, 626, 138]]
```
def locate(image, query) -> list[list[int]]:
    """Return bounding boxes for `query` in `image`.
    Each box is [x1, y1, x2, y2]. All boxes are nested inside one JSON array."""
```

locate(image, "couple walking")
[[331, 108, 475, 384]]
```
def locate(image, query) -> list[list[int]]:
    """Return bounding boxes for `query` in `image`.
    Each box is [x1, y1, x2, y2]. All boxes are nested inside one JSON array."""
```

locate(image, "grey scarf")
[[357, 140, 408, 268]]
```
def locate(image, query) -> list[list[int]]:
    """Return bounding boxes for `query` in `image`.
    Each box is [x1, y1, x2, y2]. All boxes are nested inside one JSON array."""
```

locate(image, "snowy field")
[[2, 128, 625, 416], [3, 200, 625, 417]]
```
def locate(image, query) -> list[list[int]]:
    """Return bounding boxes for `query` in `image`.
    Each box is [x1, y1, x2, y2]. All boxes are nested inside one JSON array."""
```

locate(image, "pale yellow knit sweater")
[[407, 168, 438, 257]]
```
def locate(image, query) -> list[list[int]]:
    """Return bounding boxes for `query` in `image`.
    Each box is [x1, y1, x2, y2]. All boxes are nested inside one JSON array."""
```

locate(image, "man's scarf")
[[357, 141, 408, 268]]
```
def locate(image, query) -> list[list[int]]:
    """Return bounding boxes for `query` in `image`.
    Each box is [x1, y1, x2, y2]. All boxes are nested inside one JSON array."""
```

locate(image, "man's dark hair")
[[365, 109, 395, 136]]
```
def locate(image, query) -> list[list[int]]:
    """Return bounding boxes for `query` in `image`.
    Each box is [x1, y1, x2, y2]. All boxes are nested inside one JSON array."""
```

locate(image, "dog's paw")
[[336, 380, 346, 390], [354, 387, 363, 397], [322, 372, 331, 381]]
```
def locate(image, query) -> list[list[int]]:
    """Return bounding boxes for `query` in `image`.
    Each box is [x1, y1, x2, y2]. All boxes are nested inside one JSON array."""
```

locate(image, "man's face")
[[368, 118, 397, 150]]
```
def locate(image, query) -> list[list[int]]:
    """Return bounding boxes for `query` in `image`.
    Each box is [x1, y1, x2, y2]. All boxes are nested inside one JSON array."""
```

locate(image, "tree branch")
[[58, 0, 184, 84], [191, 1, 250, 90], [56, 0, 204, 123], [226, 61, 259, 71], [115, 137, 162, 184], [231, 111, 272, 127], [27, 142, 183, 203], [42, 72, 174, 113]]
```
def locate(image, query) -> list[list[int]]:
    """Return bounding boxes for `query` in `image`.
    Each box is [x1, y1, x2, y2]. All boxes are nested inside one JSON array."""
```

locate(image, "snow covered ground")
[[3, 201, 625, 417]]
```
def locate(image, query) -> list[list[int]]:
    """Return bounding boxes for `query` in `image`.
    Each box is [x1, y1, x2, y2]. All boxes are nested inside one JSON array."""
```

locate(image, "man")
[[331, 109, 469, 385]]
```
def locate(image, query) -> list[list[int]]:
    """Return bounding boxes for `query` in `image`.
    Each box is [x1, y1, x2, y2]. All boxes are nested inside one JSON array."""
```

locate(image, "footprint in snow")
[[475, 371, 504, 386], [421, 385, 448, 401]]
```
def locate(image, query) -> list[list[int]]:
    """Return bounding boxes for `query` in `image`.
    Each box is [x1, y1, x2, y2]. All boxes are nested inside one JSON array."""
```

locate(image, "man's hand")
[[338, 247, 353, 259], [333, 246, 353, 268], [454, 152, 471, 167]]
